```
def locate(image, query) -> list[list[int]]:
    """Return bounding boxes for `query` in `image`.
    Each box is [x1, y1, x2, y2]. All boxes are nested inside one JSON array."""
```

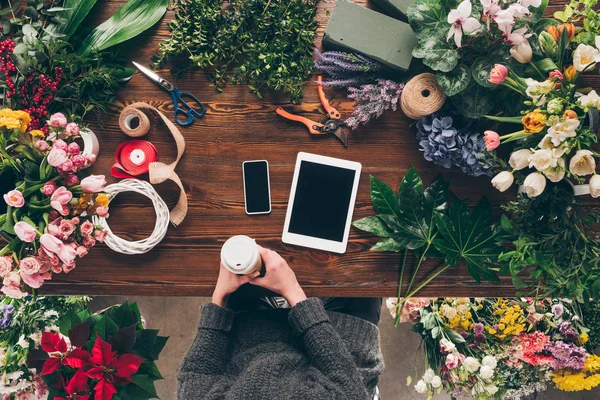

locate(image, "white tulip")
[[481, 356, 498, 370], [423, 368, 435, 384], [544, 157, 566, 183], [547, 118, 580, 147], [430, 376, 442, 389], [573, 44, 600, 71], [570, 150, 597, 176], [589, 175, 600, 198], [529, 149, 556, 171], [479, 365, 494, 380], [491, 171, 514, 192], [523, 172, 547, 197], [510, 41, 533, 63], [414, 379, 428, 394], [463, 356, 481, 373], [509, 149, 533, 170]]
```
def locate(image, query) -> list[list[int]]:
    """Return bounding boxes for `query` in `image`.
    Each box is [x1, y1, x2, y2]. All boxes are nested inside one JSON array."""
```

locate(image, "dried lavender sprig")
[[315, 49, 385, 88], [345, 79, 404, 130], [318, 76, 378, 88]]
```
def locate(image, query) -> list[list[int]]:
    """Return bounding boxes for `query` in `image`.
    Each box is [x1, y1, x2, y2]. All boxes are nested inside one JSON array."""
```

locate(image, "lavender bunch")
[[315, 50, 384, 88], [416, 114, 492, 177], [0, 304, 13, 328], [345, 79, 404, 130]]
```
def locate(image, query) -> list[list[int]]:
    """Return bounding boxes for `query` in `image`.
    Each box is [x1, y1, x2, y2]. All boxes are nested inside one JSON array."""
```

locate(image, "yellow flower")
[[552, 355, 600, 392], [0, 109, 31, 132], [580, 332, 589, 345], [564, 65, 577, 82], [94, 194, 109, 207], [30, 129, 45, 138], [522, 109, 546, 134]]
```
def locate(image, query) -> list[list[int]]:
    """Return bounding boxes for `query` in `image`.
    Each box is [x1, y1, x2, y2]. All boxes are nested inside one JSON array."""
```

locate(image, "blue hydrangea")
[[416, 114, 491, 177]]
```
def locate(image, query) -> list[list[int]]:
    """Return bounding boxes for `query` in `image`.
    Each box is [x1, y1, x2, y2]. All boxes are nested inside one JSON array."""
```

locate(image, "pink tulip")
[[484, 130, 501, 150], [40, 234, 76, 264], [42, 180, 57, 196], [15, 221, 37, 243], [65, 122, 80, 137], [488, 64, 508, 84], [549, 69, 563, 88], [47, 147, 68, 167], [3, 189, 24, 208], [81, 175, 106, 193], [48, 112, 67, 128], [50, 186, 72, 213]]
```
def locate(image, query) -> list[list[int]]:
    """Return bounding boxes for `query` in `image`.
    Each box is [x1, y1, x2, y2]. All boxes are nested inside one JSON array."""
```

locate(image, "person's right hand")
[[250, 246, 307, 307]]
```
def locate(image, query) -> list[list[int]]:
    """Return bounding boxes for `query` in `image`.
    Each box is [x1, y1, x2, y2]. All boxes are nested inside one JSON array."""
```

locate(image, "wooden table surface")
[[38, 0, 592, 297]]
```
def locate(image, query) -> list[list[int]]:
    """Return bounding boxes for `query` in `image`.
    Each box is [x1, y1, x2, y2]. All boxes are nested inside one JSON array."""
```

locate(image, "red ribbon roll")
[[110, 140, 158, 179]]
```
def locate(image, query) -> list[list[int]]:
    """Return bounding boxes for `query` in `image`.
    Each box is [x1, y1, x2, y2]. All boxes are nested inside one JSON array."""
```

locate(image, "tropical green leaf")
[[92, 315, 119, 341], [407, 0, 448, 33], [353, 216, 391, 238], [451, 82, 494, 118], [55, 0, 98, 39], [59, 310, 82, 336], [433, 198, 501, 283], [533, 17, 559, 35], [78, 0, 168, 56], [436, 64, 471, 96], [471, 57, 495, 88], [371, 238, 403, 252], [369, 175, 400, 220]]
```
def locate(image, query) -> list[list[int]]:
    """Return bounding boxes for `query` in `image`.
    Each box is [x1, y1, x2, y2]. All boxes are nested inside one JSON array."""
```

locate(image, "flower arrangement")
[[0, 295, 90, 399], [40, 301, 168, 400], [392, 297, 599, 399], [1, 110, 110, 298]]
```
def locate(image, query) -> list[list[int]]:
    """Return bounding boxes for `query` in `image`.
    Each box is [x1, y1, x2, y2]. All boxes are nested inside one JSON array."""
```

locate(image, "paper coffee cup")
[[221, 235, 263, 275]]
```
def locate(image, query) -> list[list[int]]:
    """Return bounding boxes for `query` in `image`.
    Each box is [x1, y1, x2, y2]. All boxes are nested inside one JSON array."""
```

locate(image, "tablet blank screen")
[[288, 161, 356, 242]]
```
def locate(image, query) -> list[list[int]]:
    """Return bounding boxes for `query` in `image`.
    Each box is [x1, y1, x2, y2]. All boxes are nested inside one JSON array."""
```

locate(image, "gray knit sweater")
[[177, 297, 384, 400]]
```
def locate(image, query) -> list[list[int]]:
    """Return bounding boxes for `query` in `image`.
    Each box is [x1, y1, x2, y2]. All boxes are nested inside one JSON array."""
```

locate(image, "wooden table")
[[39, 0, 587, 297]]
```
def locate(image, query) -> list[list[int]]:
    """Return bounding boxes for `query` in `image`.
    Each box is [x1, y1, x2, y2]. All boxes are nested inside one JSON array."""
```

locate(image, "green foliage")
[[154, 0, 318, 103], [79, 0, 168, 56], [436, 64, 471, 96], [55, 0, 98, 39], [582, 300, 600, 351], [555, 0, 600, 45]]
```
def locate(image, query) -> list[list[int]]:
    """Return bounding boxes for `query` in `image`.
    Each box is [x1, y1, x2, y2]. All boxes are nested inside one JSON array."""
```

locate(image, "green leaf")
[[79, 0, 168, 56], [55, 0, 97, 39], [133, 330, 168, 361], [433, 198, 501, 283], [123, 374, 158, 400], [413, 32, 460, 72], [407, 0, 447, 33], [436, 64, 471, 96], [92, 315, 119, 341], [371, 238, 403, 252], [2, 205, 15, 235], [512, 275, 530, 289], [451, 82, 494, 118], [352, 216, 391, 238], [533, 18, 559, 35], [369, 175, 400, 220], [444, 327, 466, 344], [139, 361, 164, 380], [60, 310, 82, 336], [530, 0, 549, 22], [471, 57, 495, 88]]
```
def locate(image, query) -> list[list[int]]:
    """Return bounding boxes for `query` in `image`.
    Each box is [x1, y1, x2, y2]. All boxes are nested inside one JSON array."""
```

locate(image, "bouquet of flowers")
[[1, 110, 109, 298], [40, 301, 168, 400], [0, 295, 90, 399], [392, 297, 600, 399]]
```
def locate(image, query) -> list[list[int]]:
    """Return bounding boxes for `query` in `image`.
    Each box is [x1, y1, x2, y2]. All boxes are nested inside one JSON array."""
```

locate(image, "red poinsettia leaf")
[[78, 396, 91, 400], [55, 398, 67, 400], [41, 332, 61, 353], [93, 378, 117, 400], [85, 366, 104, 380], [65, 348, 92, 369], [89, 336, 116, 367], [113, 353, 144, 380], [69, 321, 91, 348], [56, 336, 68, 353], [65, 370, 90, 395], [41, 357, 61, 376]]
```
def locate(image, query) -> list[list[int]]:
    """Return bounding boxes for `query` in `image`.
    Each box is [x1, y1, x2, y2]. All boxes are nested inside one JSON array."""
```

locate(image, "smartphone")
[[243, 160, 271, 215]]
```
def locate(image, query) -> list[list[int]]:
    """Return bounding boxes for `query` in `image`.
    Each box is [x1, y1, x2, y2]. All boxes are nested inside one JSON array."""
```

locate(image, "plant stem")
[[405, 264, 451, 299], [397, 248, 408, 299], [405, 244, 431, 297], [529, 61, 546, 80]]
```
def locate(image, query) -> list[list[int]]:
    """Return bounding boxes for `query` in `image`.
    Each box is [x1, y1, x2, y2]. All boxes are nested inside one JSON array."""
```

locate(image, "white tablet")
[[282, 152, 362, 254]]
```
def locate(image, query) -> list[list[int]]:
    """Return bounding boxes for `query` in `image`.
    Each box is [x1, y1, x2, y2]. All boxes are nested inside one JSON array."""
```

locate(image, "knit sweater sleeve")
[[288, 297, 370, 399], [177, 303, 233, 399]]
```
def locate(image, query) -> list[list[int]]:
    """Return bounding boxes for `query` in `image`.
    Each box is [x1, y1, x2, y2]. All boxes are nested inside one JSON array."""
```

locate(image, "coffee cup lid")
[[221, 235, 259, 272]]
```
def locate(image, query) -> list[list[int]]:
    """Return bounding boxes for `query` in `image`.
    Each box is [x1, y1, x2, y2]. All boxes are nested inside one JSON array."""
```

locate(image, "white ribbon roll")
[[80, 129, 100, 168]]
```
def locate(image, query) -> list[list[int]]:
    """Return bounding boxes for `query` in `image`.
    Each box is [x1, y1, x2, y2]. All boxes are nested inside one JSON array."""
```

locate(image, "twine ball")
[[401, 73, 446, 120]]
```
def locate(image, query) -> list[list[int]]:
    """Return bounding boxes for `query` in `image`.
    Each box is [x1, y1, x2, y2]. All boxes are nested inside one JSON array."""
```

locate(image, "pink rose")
[[484, 130, 501, 151], [64, 174, 79, 187], [96, 206, 109, 218], [59, 159, 74, 173], [65, 122, 80, 137], [50, 186, 72, 213], [36, 253, 53, 274], [4, 189, 25, 208], [71, 217, 79, 225], [445, 353, 461, 369], [40, 234, 76, 264], [42, 180, 57, 196], [0, 256, 13, 277], [47, 147, 68, 167], [82, 235, 96, 248], [53, 139, 67, 151], [76, 246, 88, 258], [489, 64, 508, 84], [84, 153, 96, 164], [62, 260, 76, 273], [399, 297, 430, 324], [71, 155, 85, 167], [15, 221, 37, 243], [35, 140, 50, 152], [59, 219, 76, 238], [49, 112, 67, 128], [81, 175, 107, 193], [59, 205, 70, 216], [94, 229, 107, 243], [80, 220, 94, 236], [67, 142, 80, 155], [1, 271, 27, 298], [19, 256, 41, 275]]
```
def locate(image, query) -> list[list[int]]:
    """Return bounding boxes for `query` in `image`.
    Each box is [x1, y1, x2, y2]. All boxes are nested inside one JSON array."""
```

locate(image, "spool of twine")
[[118, 107, 152, 137], [401, 73, 446, 120]]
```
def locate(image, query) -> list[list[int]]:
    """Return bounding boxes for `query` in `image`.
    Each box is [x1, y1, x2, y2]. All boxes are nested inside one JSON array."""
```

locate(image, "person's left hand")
[[212, 262, 260, 307]]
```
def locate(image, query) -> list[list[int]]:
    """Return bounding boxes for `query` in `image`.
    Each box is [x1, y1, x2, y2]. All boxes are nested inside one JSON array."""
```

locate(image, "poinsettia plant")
[[39, 301, 167, 400], [353, 165, 502, 326]]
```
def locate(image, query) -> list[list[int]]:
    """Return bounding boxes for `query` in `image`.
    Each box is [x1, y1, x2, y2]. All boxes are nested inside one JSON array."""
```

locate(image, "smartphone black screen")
[[243, 161, 271, 214]]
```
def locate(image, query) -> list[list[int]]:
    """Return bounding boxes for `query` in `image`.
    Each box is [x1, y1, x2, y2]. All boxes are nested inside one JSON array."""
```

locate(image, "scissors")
[[133, 61, 205, 126]]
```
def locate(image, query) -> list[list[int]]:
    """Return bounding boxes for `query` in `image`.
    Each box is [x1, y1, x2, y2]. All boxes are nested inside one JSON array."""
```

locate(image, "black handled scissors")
[[133, 61, 205, 126]]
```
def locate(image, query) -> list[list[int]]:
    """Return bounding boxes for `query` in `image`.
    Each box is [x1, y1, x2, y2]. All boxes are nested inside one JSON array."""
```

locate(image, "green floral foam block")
[[371, 0, 413, 21]]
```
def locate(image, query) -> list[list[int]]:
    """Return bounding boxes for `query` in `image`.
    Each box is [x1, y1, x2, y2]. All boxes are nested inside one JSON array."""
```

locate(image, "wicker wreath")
[[92, 179, 170, 255]]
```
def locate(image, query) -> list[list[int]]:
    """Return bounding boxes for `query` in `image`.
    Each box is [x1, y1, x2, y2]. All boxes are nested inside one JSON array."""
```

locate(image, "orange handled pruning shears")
[[276, 76, 348, 147]]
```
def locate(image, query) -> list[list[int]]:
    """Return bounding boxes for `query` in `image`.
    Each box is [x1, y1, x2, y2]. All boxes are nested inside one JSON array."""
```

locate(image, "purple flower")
[[0, 304, 13, 328], [474, 322, 484, 335], [559, 321, 579, 343], [315, 50, 385, 88], [545, 340, 586, 370], [345, 79, 404, 130], [552, 304, 564, 319]]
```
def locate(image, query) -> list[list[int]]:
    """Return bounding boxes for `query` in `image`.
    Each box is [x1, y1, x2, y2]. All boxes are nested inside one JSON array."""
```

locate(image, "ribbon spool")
[[80, 129, 100, 167], [92, 179, 170, 254], [401, 73, 446, 120], [111, 140, 158, 178]]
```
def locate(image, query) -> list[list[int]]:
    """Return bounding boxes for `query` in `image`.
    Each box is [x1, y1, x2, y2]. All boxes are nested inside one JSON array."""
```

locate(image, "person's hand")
[[212, 262, 260, 307], [250, 246, 307, 307]]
